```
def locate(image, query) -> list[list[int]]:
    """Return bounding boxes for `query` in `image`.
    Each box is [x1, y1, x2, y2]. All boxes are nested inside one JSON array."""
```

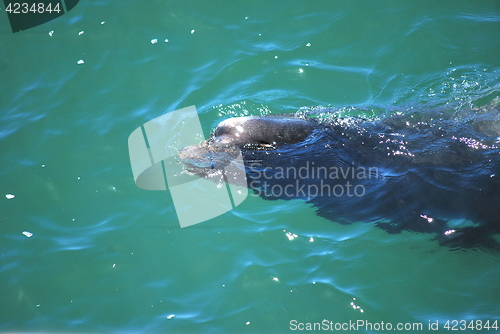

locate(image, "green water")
[[1, 0, 500, 333]]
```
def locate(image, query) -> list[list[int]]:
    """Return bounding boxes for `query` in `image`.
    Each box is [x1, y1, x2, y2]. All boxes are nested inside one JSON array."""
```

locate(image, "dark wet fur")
[[181, 106, 500, 249]]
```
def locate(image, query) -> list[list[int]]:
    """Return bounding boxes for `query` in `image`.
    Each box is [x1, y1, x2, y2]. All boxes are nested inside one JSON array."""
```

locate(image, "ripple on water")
[[25, 213, 125, 253]]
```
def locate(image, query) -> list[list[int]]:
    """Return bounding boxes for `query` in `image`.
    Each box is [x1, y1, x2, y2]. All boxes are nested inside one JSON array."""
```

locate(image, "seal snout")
[[178, 145, 213, 168], [178, 142, 241, 171]]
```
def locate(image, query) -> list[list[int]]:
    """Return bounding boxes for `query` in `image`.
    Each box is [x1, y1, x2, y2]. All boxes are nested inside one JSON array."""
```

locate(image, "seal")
[[178, 116, 316, 170], [178, 107, 500, 248]]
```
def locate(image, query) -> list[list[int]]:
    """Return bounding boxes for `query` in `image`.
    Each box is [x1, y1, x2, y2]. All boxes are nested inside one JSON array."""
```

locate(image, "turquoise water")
[[1, 0, 500, 333]]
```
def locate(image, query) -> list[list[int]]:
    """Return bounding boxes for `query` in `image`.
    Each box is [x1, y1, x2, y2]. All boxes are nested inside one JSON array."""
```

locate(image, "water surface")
[[1, 0, 500, 333]]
